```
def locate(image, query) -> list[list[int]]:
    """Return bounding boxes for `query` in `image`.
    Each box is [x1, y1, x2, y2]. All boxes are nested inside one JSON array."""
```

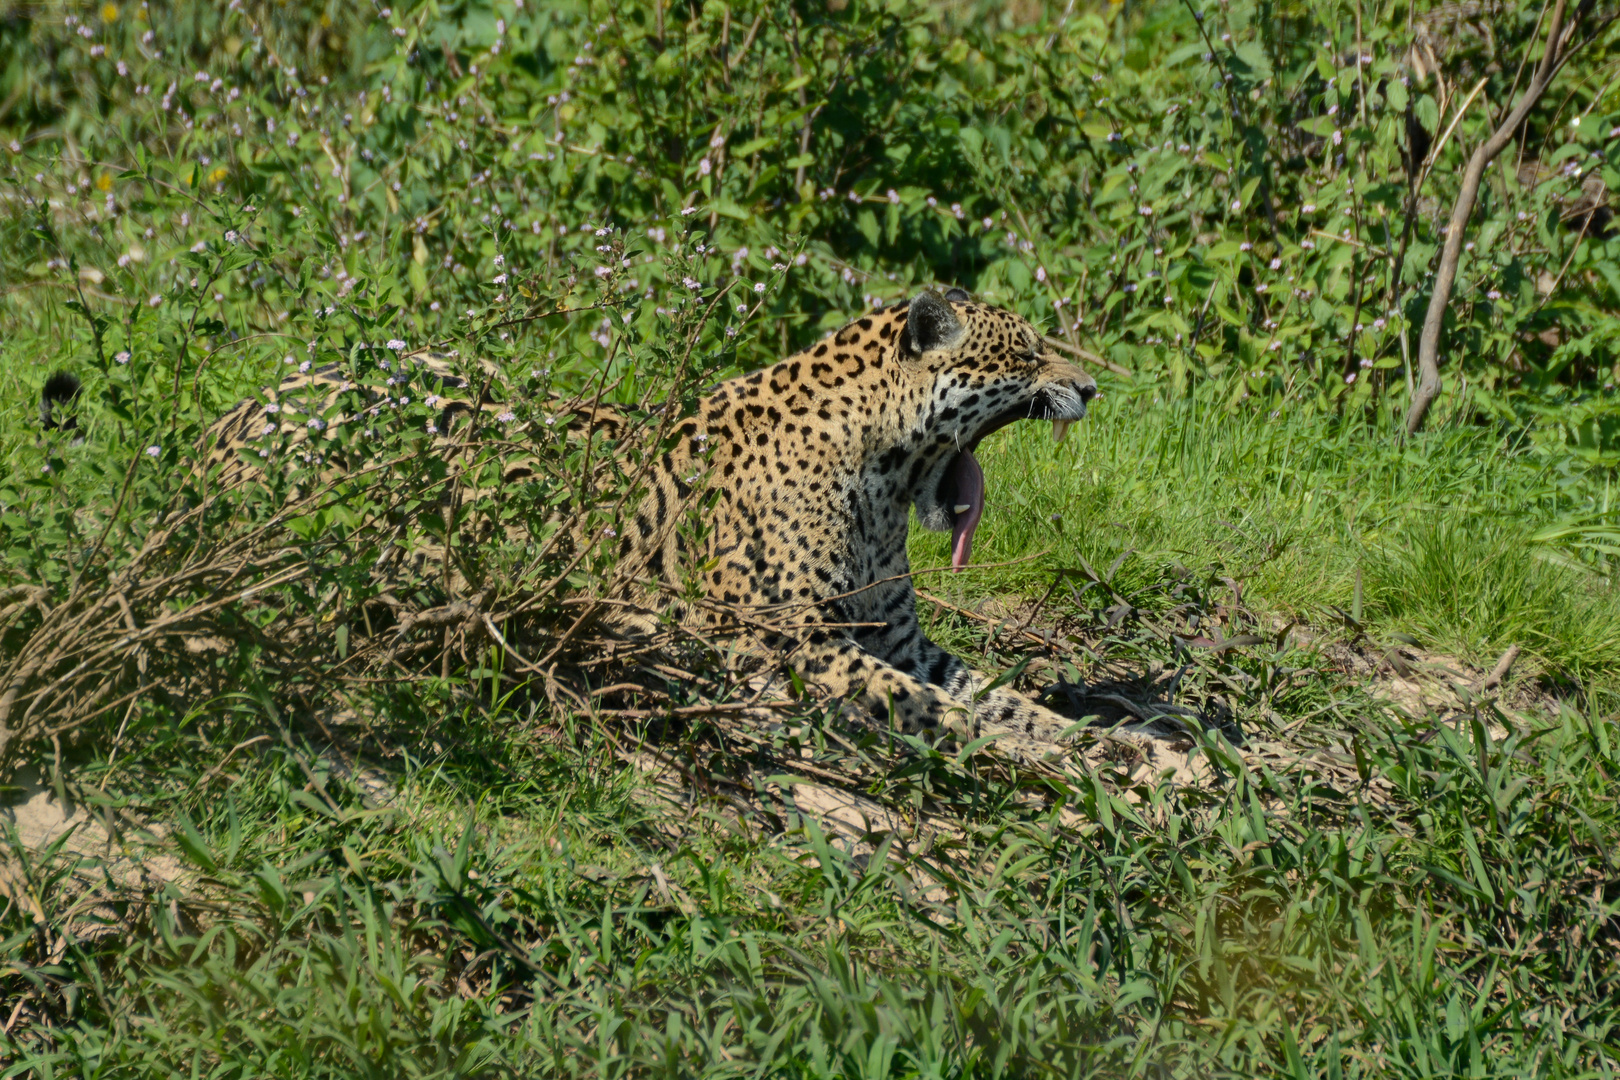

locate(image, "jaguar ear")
[[942, 287, 972, 303], [906, 289, 965, 354]]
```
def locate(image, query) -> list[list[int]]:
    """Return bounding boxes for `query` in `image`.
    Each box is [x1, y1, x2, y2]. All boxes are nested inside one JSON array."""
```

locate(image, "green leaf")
[[1386, 79, 1409, 113], [856, 208, 880, 246], [734, 135, 776, 157], [176, 812, 219, 873], [1231, 42, 1273, 81], [1241, 177, 1263, 208], [1414, 94, 1440, 134], [1164, 43, 1206, 66]]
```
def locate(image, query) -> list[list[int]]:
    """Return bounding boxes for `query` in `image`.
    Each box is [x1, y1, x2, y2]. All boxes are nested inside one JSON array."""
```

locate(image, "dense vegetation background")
[[1, 0, 1619, 1074]]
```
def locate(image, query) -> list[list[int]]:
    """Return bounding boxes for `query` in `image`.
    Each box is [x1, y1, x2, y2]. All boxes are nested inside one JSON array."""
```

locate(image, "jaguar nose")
[[1078, 383, 1098, 405]]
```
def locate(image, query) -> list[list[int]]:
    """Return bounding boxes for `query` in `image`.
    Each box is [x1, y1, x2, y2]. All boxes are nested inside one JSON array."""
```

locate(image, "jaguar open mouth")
[[940, 406, 1081, 572]]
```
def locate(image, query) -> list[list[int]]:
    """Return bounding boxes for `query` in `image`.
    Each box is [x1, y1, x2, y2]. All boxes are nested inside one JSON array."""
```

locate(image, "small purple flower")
[[496, 411, 516, 423], [115, 351, 130, 364], [145, 445, 160, 457]]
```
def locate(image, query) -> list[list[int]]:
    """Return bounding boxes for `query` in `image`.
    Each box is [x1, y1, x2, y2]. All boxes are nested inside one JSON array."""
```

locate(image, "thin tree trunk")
[[1406, 0, 1572, 434]]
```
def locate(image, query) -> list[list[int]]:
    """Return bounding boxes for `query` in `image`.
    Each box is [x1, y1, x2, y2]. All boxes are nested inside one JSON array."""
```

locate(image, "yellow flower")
[[102, 3, 118, 21], [96, 173, 114, 192], [319, 12, 332, 27], [209, 166, 229, 185]]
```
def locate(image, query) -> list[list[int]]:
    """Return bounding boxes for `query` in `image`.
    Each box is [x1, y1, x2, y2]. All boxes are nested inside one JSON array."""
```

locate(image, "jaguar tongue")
[[950, 451, 985, 572]]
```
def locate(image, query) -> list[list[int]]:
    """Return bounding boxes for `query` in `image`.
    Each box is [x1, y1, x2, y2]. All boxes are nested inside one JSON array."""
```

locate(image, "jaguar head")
[[898, 289, 1098, 570]]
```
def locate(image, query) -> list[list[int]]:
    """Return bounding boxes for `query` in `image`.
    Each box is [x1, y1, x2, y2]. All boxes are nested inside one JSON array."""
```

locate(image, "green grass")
[[7, 672, 1620, 1076], [915, 386, 1620, 680]]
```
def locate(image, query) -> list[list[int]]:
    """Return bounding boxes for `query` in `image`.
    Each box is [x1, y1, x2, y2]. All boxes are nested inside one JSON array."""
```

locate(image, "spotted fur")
[[603, 289, 1097, 747], [189, 289, 1098, 748]]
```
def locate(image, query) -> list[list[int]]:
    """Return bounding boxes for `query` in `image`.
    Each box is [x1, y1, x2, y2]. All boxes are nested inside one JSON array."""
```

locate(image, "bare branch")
[[1407, 0, 1586, 434]]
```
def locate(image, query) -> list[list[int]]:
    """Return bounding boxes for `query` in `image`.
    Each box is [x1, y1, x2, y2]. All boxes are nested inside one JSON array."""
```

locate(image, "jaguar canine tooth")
[[953, 503, 973, 514], [1052, 419, 1072, 443]]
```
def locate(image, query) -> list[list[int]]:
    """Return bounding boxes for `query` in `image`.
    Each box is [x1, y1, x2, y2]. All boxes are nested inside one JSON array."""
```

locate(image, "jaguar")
[[45, 288, 1099, 750]]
